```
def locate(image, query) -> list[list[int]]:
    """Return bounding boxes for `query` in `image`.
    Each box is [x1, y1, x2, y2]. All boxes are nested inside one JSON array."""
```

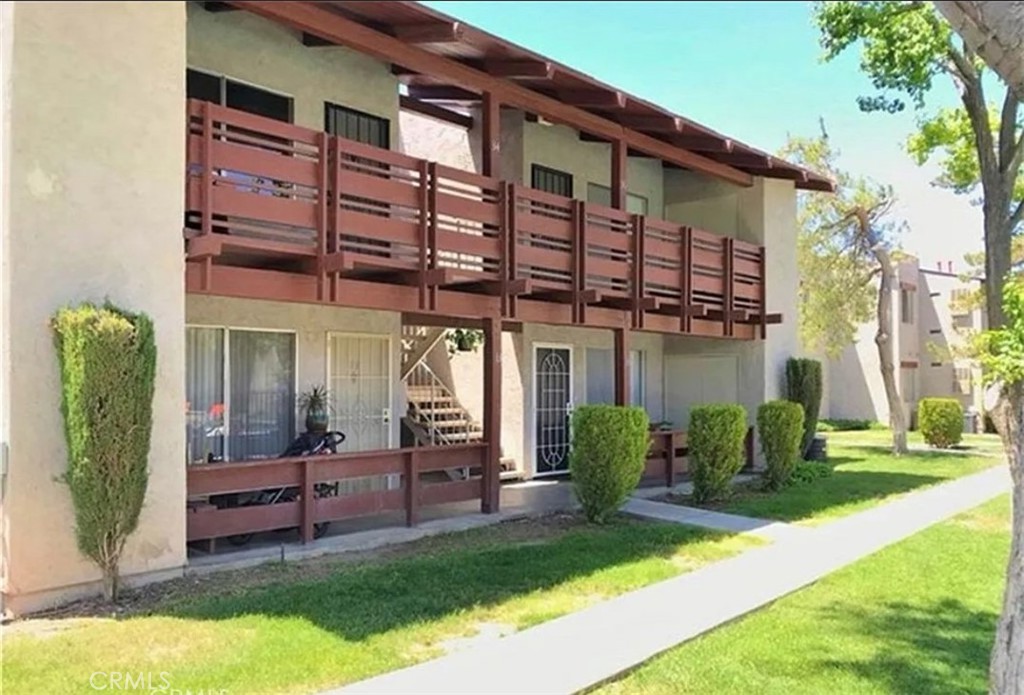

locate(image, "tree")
[[782, 128, 909, 454], [934, 1, 1024, 98], [814, 2, 1024, 688]]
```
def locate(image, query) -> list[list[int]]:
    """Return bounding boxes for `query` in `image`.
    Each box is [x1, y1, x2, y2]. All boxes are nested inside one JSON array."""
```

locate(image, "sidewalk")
[[331, 465, 1010, 695]]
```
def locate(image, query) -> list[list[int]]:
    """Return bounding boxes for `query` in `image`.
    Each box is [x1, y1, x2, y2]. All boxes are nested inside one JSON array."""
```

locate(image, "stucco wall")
[[186, 2, 399, 140], [399, 110, 479, 172], [186, 296, 404, 448], [521, 121, 664, 212], [2, 1, 186, 614]]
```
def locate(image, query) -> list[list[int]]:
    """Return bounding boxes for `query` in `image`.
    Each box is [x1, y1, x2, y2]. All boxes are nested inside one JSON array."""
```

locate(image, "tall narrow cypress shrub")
[[52, 303, 156, 601], [785, 358, 823, 459]]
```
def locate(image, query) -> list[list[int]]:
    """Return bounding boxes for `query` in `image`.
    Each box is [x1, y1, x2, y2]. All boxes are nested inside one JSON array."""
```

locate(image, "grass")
[[664, 430, 1002, 525], [2, 514, 758, 695], [598, 495, 1011, 695]]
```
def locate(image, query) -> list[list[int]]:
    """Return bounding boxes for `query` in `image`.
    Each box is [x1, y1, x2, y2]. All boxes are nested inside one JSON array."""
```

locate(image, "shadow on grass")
[[164, 517, 719, 642], [818, 598, 996, 694]]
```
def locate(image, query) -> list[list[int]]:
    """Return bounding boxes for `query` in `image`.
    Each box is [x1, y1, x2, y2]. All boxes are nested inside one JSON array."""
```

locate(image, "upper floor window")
[[531, 164, 573, 198], [325, 102, 390, 148], [186, 68, 293, 123], [900, 288, 915, 324], [586, 183, 649, 215]]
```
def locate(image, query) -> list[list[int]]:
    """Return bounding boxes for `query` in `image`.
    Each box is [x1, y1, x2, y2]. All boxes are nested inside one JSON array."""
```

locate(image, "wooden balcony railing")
[[185, 100, 774, 337]]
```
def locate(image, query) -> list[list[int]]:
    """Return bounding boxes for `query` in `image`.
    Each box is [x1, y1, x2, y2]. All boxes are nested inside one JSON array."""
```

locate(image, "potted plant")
[[447, 328, 483, 354], [298, 385, 331, 433]]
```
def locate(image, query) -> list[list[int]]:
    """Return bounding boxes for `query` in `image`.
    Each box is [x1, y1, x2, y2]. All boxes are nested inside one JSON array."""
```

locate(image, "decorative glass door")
[[328, 334, 392, 452], [535, 346, 572, 476]]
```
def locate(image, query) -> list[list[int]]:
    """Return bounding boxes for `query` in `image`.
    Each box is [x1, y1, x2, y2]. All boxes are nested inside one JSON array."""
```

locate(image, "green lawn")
[[2, 515, 757, 695], [825, 428, 1005, 456], [599, 495, 1010, 695], [702, 432, 1001, 524]]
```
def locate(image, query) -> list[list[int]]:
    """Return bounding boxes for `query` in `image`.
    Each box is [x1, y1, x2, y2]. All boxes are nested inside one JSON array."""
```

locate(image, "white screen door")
[[328, 334, 392, 452]]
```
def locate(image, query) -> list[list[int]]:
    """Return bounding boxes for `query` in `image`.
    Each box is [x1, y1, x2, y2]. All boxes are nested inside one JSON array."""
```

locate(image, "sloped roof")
[[327, 0, 835, 191]]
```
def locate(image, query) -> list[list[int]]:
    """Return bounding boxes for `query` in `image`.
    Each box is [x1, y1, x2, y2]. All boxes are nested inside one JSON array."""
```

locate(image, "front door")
[[327, 333, 392, 452], [535, 346, 573, 476]]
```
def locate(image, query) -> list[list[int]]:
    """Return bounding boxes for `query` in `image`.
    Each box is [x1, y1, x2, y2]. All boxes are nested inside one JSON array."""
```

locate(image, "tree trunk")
[[991, 383, 1024, 694], [935, 1, 1024, 100], [873, 247, 909, 455], [984, 203, 1013, 330], [102, 566, 119, 602]]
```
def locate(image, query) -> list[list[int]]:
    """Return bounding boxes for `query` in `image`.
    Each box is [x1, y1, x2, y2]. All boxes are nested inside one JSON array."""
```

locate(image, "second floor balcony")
[[184, 99, 776, 339]]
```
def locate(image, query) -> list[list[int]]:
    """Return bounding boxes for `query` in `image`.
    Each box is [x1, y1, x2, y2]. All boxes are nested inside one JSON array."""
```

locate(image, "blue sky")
[[424, 0, 984, 270]]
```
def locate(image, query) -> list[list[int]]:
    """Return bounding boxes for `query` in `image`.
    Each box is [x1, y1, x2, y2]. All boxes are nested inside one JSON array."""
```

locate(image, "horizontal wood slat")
[[184, 99, 769, 336]]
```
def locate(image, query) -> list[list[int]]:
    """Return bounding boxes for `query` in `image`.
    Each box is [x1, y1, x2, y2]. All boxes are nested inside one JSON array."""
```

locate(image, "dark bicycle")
[[210, 430, 346, 546]]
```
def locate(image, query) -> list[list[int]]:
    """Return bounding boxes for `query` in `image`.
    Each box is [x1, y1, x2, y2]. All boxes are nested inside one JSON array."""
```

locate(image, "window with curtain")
[[324, 102, 390, 148], [185, 327, 296, 463], [531, 164, 574, 198]]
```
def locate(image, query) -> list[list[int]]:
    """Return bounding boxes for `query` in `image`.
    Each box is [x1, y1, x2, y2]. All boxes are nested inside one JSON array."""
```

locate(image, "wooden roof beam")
[[481, 59, 555, 79], [400, 95, 474, 129], [302, 32, 338, 47], [234, 1, 752, 187], [618, 115, 683, 133], [712, 152, 775, 168], [391, 21, 464, 44], [555, 89, 627, 109], [673, 135, 734, 153], [406, 85, 481, 101]]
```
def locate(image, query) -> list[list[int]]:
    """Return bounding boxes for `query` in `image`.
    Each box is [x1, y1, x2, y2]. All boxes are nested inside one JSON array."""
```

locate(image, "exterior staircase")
[[401, 326, 483, 447]]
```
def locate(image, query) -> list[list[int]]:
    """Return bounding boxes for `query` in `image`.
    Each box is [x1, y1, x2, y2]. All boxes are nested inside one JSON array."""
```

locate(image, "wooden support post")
[[482, 91, 501, 178], [499, 181, 510, 317], [745, 426, 755, 470], [573, 200, 587, 325], [316, 131, 329, 302], [614, 327, 630, 406], [482, 316, 502, 513], [329, 137, 342, 303], [426, 162, 439, 311], [199, 102, 214, 293], [611, 138, 627, 211], [300, 458, 315, 543], [405, 451, 419, 527], [631, 214, 644, 329], [665, 433, 676, 488], [724, 237, 735, 338], [507, 183, 519, 319], [680, 226, 693, 333], [417, 159, 430, 311], [758, 246, 768, 339]]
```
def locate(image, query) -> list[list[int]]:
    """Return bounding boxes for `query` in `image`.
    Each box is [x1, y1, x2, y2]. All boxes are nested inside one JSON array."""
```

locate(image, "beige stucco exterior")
[[825, 257, 986, 426], [187, 2, 399, 141], [1, 1, 187, 614]]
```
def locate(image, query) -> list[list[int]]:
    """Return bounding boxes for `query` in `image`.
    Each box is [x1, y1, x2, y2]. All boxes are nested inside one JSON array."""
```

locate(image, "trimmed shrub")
[[785, 358, 823, 459], [791, 461, 834, 486], [53, 302, 157, 601], [817, 418, 881, 432], [689, 404, 748, 504], [569, 405, 649, 523], [918, 398, 964, 448], [757, 400, 805, 490]]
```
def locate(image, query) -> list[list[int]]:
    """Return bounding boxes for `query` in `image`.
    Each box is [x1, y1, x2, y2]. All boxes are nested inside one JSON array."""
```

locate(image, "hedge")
[[919, 398, 963, 448], [758, 400, 805, 490], [53, 302, 156, 601], [785, 358, 823, 459], [569, 405, 649, 523], [689, 404, 748, 503]]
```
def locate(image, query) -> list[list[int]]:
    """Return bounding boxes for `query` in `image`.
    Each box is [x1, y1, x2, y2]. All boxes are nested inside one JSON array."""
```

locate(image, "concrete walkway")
[[331, 465, 1010, 695], [623, 496, 810, 542]]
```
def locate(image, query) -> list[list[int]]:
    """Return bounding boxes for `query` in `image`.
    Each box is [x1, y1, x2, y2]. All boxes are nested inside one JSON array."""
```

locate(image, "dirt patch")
[[14, 512, 589, 623]]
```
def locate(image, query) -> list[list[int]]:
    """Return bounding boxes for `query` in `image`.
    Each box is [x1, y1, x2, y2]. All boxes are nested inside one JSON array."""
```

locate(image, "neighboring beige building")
[[1, 1, 829, 615], [824, 257, 986, 426]]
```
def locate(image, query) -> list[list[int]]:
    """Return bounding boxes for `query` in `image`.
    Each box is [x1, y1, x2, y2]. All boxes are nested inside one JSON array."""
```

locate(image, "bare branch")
[[999, 87, 1020, 173], [1010, 198, 1024, 231]]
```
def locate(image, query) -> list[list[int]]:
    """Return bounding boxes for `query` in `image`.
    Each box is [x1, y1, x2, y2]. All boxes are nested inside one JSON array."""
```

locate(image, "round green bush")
[[757, 400, 805, 490], [689, 404, 748, 503], [569, 405, 650, 523], [918, 398, 964, 448]]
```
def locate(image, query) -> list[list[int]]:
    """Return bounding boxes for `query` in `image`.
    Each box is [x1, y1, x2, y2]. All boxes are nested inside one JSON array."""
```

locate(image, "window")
[[900, 367, 917, 405], [325, 102, 390, 148], [531, 164, 573, 198], [186, 327, 296, 464], [186, 68, 292, 122], [629, 350, 645, 408], [900, 289, 915, 324], [954, 366, 973, 394], [586, 183, 649, 215]]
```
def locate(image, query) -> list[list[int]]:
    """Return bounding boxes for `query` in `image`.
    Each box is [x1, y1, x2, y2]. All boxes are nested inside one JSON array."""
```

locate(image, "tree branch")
[[999, 87, 1020, 174], [953, 40, 998, 184], [1009, 198, 1024, 231]]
